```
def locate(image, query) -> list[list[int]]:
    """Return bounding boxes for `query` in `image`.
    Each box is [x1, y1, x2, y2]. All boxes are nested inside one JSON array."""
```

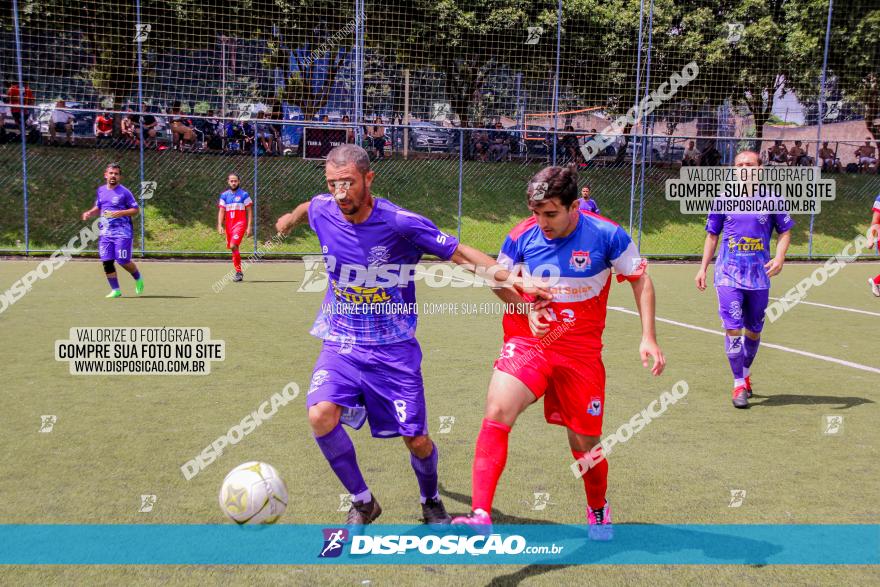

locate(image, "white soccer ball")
[[219, 461, 288, 524], [283, 148, 294, 156]]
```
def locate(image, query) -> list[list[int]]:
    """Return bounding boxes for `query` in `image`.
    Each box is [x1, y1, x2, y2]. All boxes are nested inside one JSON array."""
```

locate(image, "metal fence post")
[[136, 0, 146, 256], [253, 121, 260, 255], [636, 0, 656, 251], [12, 0, 29, 255], [551, 0, 562, 166], [628, 0, 647, 236], [458, 129, 464, 242], [809, 0, 834, 260]]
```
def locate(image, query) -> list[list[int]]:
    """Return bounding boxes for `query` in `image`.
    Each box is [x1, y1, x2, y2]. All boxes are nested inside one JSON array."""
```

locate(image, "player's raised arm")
[[275, 201, 311, 236]]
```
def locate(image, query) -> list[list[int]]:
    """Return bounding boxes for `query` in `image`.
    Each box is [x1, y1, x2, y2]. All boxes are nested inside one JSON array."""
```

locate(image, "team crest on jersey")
[[569, 250, 591, 272], [234, 196, 241, 202], [587, 397, 602, 416], [367, 245, 390, 267]]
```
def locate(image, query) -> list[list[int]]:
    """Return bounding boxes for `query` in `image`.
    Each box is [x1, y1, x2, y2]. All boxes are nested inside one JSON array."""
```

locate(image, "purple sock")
[[744, 336, 760, 370], [314, 423, 369, 498], [410, 442, 439, 503], [107, 276, 120, 290], [132, 270, 141, 280], [725, 335, 744, 385]]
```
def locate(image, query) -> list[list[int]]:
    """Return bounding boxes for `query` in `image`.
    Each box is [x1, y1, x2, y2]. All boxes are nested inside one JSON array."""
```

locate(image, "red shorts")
[[494, 336, 605, 436], [225, 223, 246, 248]]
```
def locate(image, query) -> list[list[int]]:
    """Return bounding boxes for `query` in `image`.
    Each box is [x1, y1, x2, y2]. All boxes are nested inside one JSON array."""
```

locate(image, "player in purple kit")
[[80, 163, 144, 298], [694, 151, 793, 409], [578, 183, 600, 214], [275, 144, 539, 525]]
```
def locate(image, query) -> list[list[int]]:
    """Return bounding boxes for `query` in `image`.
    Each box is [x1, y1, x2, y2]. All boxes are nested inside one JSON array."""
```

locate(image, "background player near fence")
[[217, 174, 252, 282], [80, 163, 144, 298], [274, 144, 542, 526], [869, 194, 880, 297], [694, 150, 793, 409], [452, 166, 665, 540]]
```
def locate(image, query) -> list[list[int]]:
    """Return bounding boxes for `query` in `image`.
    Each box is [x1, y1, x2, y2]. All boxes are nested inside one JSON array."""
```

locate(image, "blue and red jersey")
[[497, 210, 646, 353], [218, 189, 252, 225]]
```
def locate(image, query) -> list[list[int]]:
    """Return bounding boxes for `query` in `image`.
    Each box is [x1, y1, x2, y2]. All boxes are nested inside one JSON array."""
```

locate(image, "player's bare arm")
[[216, 207, 224, 234], [695, 232, 719, 291], [869, 211, 880, 248], [245, 205, 253, 237], [275, 201, 311, 236], [81, 206, 100, 221], [103, 207, 139, 219], [630, 272, 665, 375], [764, 230, 791, 277], [449, 243, 552, 306]]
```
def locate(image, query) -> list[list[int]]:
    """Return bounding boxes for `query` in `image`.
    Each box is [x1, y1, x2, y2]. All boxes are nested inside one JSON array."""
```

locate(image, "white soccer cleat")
[[869, 278, 880, 298]]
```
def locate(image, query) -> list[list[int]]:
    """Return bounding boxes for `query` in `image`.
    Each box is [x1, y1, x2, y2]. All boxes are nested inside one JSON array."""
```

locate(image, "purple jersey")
[[578, 198, 600, 214], [706, 212, 794, 290], [95, 185, 138, 239], [308, 194, 459, 345]]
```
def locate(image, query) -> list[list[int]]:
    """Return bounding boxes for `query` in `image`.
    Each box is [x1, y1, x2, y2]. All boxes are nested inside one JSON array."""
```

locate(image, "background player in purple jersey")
[[578, 183, 600, 214], [80, 163, 144, 298], [275, 144, 544, 525], [695, 151, 793, 409]]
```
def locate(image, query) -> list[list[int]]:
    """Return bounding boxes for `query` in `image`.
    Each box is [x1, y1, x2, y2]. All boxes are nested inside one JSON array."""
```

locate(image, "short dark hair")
[[527, 165, 578, 208], [227, 173, 240, 181], [106, 162, 121, 173], [326, 144, 371, 175]]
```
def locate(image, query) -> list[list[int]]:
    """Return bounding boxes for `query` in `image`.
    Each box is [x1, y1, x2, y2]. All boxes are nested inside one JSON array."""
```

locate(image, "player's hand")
[[867, 224, 880, 249], [695, 268, 707, 291], [528, 308, 552, 338], [217, 225, 224, 234], [245, 226, 253, 238], [512, 279, 553, 310], [764, 256, 784, 277], [639, 338, 665, 376], [81, 211, 91, 221]]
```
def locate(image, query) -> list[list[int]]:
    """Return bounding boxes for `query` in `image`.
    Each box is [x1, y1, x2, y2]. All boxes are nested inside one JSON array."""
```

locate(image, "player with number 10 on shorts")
[[452, 165, 666, 540], [274, 144, 547, 526], [80, 162, 144, 298]]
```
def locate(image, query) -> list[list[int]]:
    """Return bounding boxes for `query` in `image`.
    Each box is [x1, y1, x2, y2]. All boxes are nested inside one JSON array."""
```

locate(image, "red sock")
[[471, 418, 511, 514], [873, 274, 880, 285], [572, 448, 608, 510], [232, 249, 242, 272]]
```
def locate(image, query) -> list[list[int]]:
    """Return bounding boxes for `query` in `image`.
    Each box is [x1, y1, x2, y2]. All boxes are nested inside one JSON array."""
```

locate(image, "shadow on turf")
[[439, 485, 780, 586], [749, 394, 874, 409]]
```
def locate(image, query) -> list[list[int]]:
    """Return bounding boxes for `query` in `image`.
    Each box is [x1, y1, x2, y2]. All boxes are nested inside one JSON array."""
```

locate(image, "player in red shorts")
[[869, 194, 880, 297], [216, 173, 253, 282], [452, 166, 665, 539]]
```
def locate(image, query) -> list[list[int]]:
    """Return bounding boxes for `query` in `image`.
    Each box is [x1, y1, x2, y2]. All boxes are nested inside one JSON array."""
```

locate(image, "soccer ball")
[[219, 461, 288, 524], [283, 148, 294, 156]]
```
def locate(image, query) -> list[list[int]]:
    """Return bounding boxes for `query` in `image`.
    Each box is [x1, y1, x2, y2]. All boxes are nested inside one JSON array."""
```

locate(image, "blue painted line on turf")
[[0, 525, 877, 565]]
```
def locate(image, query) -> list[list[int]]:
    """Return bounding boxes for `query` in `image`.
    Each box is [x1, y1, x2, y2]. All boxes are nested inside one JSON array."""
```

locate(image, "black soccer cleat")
[[346, 496, 382, 525], [233, 271, 243, 282], [421, 497, 452, 525]]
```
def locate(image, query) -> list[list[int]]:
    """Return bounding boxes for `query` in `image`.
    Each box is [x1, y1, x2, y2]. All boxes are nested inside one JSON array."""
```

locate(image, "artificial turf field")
[[1, 258, 878, 585]]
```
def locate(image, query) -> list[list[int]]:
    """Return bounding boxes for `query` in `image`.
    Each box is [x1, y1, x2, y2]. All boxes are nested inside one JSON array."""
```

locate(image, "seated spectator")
[[768, 140, 788, 164], [140, 111, 159, 149], [271, 104, 284, 153], [471, 126, 489, 161], [121, 111, 137, 146], [0, 99, 11, 144], [488, 122, 511, 162], [700, 143, 722, 166], [342, 114, 355, 144], [682, 140, 700, 166], [7, 80, 34, 132], [855, 138, 878, 172], [254, 111, 277, 155], [818, 141, 841, 173], [169, 101, 196, 150], [368, 115, 386, 160], [560, 125, 581, 163], [94, 112, 114, 148], [49, 100, 75, 146], [225, 119, 247, 152], [194, 109, 220, 150], [788, 140, 811, 166]]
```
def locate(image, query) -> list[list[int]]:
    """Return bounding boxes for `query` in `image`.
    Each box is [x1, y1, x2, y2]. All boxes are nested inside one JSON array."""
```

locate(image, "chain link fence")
[[2, 0, 879, 258]]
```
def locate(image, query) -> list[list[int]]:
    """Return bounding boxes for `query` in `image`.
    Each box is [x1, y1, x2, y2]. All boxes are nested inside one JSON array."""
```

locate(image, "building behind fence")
[[1, 0, 879, 258]]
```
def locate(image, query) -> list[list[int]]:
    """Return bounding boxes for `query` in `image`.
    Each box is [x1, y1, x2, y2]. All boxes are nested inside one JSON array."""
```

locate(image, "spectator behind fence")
[[121, 110, 137, 145], [818, 141, 841, 173], [225, 118, 247, 152], [369, 115, 386, 160], [271, 103, 284, 153], [488, 121, 511, 162], [140, 110, 159, 149], [682, 140, 700, 166], [700, 143, 722, 166], [560, 125, 581, 164], [169, 101, 196, 150], [94, 112, 114, 147], [7, 80, 34, 131], [49, 99, 75, 146], [768, 139, 788, 164], [471, 125, 489, 161], [195, 109, 222, 151], [855, 138, 878, 172], [788, 140, 811, 166], [254, 111, 277, 155], [341, 114, 355, 144]]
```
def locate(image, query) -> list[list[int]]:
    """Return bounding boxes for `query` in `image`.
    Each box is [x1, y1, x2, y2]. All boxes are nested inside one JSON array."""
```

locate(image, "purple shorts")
[[99, 237, 133, 263], [716, 286, 769, 333], [307, 338, 427, 438]]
